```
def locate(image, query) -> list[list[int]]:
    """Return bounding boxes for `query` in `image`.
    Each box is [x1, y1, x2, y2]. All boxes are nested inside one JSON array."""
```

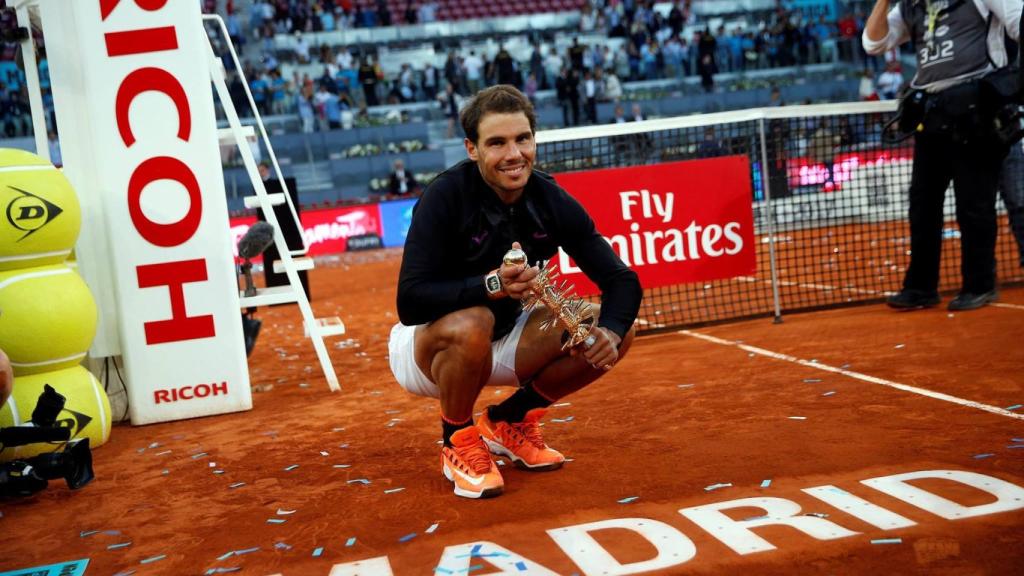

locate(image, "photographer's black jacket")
[[397, 160, 642, 341]]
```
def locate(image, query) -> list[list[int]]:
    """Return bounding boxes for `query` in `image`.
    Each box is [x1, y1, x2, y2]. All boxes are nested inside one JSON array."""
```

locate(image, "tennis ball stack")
[[0, 149, 111, 462]]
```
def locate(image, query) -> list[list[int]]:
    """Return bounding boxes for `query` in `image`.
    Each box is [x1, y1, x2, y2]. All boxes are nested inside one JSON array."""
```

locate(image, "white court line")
[[735, 275, 888, 297], [679, 329, 1024, 421], [992, 302, 1024, 311]]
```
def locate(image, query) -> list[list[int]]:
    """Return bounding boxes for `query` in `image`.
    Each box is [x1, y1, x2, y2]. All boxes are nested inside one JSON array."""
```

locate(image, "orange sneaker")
[[441, 426, 504, 499], [478, 407, 565, 471]]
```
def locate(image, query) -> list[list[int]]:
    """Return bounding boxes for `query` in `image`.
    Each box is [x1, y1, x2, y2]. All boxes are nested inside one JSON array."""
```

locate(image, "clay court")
[[1, 244, 1022, 576]]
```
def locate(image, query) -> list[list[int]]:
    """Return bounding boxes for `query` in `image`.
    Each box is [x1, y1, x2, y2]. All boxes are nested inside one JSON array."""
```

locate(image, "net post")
[[757, 116, 784, 324]]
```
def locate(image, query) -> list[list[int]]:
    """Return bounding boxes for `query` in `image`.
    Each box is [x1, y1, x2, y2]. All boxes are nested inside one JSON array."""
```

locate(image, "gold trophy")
[[503, 248, 597, 351]]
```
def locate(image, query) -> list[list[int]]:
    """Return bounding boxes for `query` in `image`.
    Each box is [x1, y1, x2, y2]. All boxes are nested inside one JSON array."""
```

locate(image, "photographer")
[[864, 0, 1021, 311], [0, 348, 10, 407]]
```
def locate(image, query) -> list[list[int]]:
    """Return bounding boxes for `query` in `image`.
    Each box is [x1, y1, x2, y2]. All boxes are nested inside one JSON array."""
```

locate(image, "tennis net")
[[534, 101, 1024, 332]]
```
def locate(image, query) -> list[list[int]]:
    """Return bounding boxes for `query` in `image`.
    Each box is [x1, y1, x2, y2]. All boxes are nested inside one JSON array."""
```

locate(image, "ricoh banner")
[[43, 0, 250, 424], [552, 157, 757, 295]]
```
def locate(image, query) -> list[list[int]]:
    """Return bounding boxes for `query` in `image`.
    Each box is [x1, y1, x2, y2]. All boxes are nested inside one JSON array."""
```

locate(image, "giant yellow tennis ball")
[[0, 148, 81, 271], [0, 365, 111, 462], [0, 264, 98, 375]]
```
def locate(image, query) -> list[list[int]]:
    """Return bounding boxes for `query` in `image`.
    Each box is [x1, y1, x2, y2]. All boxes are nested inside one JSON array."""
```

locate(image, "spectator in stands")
[[697, 126, 723, 158], [298, 83, 315, 133], [422, 62, 439, 102], [444, 51, 463, 95], [603, 69, 623, 101], [441, 82, 460, 138], [397, 63, 416, 102], [999, 142, 1024, 268], [388, 85, 640, 499], [611, 104, 627, 123], [418, 1, 438, 23], [555, 67, 580, 127], [293, 32, 310, 64], [463, 50, 485, 94], [859, 69, 879, 101], [403, 1, 418, 25], [875, 61, 903, 100], [630, 102, 645, 122], [809, 118, 840, 186], [335, 46, 355, 70], [583, 70, 598, 124], [387, 158, 420, 198], [524, 72, 538, 104], [376, 0, 392, 27], [768, 85, 785, 106], [493, 45, 518, 87], [358, 55, 380, 106]]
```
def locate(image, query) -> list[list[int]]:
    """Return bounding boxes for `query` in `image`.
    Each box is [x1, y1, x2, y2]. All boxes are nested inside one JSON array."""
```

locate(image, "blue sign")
[[0, 558, 89, 576], [379, 197, 418, 248]]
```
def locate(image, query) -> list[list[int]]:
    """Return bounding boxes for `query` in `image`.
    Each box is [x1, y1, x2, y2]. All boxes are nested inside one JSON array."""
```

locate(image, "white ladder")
[[204, 15, 343, 391]]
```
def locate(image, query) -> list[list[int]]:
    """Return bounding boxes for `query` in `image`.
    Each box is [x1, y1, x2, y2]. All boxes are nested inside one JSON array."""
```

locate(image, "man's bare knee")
[[437, 307, 495, 354]]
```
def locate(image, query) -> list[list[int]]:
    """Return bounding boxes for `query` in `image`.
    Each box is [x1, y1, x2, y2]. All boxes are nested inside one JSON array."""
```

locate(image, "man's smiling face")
[[465, 111, 536, 202]]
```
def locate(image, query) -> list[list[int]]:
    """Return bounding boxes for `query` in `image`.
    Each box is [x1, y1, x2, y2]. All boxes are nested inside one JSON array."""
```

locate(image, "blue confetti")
[[267, 518, 287, 524], [974, 453, 995, 459], [284, 464, 299, 471], [515, 561, 528, 571], [434, 568, 453, 575], [1013, 438, 1024, 443], [107, 542, 132, 550], [471, 544, 482, 555], [871, 538, 903, 545], [399, 533, 417, 543], [1006, 404, 1022, 411], [234, 547, 259, 556], [617, 496, 639, 504], [347, 478, 370, 484], [139, 554, 166, 565], [760, 479, 772, 488], [345, 537, 357, 547], [80, 530, 100, 538], [312, 547, 324, 557], [821, 391, 836, 397], [704, 482, 732, 491], [1008, 444, 1024, 449], [275, 542, 292, 550], [384, 487, 405, 494]]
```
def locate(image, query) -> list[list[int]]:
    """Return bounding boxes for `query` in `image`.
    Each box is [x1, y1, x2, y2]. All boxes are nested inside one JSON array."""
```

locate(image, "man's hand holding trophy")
[[498, 242, 621, 371]]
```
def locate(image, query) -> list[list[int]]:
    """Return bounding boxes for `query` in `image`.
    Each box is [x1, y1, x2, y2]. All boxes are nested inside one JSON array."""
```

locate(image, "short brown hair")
[[460, 85, 537, 143]]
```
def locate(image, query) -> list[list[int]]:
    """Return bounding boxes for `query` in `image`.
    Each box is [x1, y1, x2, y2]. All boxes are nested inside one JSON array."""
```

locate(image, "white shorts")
[[387, 311, 530, 399]]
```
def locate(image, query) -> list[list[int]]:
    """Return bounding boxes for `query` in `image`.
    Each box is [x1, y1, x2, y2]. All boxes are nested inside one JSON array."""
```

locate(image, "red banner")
[[229, 204, 383, 260], [552, 157, 756, 294]]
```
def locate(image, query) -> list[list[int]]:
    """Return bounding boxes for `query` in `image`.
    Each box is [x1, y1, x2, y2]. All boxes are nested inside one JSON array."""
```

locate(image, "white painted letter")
[[328, 556, 394, 576], [436, 541, 558, 575], [679, 497, 859, 555], [803, 485, 916, 529], [547, 518, 696, 575], [862, 470, 1024, 520]]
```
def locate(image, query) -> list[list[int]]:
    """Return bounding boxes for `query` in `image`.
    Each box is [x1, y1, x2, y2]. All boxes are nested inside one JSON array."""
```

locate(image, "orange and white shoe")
[[441, 426, 504, 499], [477, 408, 565, 471]]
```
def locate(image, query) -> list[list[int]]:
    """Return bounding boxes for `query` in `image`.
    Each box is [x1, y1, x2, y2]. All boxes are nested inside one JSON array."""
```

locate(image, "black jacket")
[[397, 160, 641, 341]]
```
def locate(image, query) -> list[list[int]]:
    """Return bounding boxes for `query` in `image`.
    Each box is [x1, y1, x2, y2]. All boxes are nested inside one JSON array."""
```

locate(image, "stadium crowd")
[[217, 0, 886, 130]]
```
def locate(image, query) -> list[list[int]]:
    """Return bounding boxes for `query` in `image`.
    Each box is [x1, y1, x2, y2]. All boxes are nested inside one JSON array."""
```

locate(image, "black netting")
[[537, 110, 1024, 333]]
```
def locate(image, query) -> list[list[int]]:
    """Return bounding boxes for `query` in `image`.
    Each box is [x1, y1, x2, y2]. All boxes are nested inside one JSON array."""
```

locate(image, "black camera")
[[0, 384, 96, 498]]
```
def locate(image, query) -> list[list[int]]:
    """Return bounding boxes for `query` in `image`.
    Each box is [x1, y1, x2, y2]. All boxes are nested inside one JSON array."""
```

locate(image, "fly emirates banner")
[[552, 156, 757, 295]]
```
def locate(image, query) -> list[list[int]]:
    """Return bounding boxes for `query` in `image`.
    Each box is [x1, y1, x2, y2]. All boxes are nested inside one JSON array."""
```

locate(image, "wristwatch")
[[484, 270, 504, 298]]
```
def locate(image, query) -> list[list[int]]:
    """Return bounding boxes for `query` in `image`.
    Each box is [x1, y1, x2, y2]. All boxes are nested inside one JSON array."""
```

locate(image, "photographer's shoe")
[[478, 408, 564, 471], [947, 290, 997, 311], [886, 290, 940, 310]]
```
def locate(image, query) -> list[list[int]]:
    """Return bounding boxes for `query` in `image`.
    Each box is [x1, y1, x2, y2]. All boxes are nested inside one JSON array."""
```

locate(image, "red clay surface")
[[1, 248, 1022, 575]]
